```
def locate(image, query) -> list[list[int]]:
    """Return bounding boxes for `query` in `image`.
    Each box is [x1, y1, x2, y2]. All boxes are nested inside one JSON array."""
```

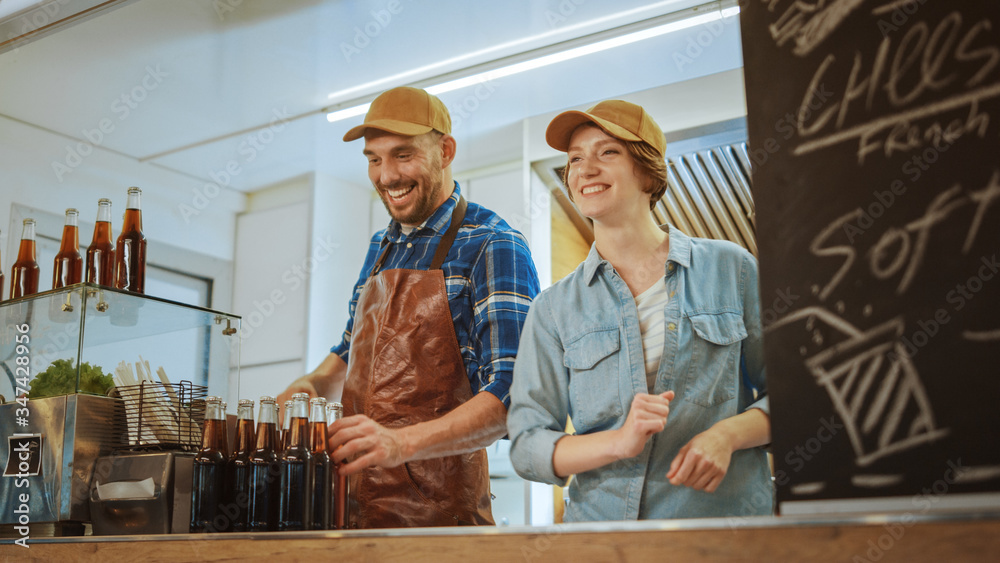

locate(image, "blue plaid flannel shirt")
[[331, 182, 540, 407]]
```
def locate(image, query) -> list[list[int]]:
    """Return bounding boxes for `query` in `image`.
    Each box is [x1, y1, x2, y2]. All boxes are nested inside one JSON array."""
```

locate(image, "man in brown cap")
[[278, 87, 540, 528]]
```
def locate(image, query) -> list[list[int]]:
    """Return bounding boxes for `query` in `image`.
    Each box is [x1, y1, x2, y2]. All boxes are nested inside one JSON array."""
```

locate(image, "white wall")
[[304, 173, 374, 377], [231, 177, 311, 403], [457, 160, 530, 242], [230, 171, 379, 404]]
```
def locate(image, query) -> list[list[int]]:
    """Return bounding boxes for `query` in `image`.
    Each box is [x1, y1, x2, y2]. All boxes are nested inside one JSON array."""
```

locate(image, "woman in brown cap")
[[507, 100, 773, 521]]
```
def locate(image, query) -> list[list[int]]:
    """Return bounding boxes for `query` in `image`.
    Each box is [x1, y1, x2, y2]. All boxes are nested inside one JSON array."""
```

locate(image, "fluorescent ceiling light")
[[325, 103, 371, 123], [325, 0, 711, 103], [327, 6, 739, 123]]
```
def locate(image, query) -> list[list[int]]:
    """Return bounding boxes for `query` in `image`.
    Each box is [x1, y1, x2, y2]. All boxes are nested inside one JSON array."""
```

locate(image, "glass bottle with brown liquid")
[[191, 397, 228, 533], [278, 393, 312, 531], [248, 396, 281, 532], [328, 402, 349, 529], [281, 400, 293, 452], [309, 397, 331, 530], [114, 186, 146, 293], [10, 219, 40, 300], [86, 199, 115, 286], [218, 401, 230, 458], [226, 399, 256, 532], [52, 208, 83, 289]]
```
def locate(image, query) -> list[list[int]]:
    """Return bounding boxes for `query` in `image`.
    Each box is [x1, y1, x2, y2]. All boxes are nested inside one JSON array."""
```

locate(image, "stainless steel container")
[[89, 451, 194, 535], [0, 394, 123, 529]]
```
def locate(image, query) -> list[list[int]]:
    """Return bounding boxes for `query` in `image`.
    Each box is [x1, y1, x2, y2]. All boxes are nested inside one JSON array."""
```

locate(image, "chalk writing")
[[853, 474, 905, 487], [871, 1, 923, 18], [810, 169, 1000, 300], [951, 465, 1000, 483], [769, 307, 949, 467], [766, 0, 865, 57], [790, 481, 826, 495], [963, 329, 1000, 342], [790, 11, 1000, 164]]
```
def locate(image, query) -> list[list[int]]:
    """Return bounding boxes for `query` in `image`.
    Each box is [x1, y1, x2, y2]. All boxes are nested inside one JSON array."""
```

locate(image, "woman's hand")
[[666, 427, 733, 492], [613, 391, 675, 460], [666, 408, 770, 493]]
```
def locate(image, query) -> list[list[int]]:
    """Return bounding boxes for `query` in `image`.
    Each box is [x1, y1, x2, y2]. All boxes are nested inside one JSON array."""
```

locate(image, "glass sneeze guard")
[[0, 282, 240, 405]]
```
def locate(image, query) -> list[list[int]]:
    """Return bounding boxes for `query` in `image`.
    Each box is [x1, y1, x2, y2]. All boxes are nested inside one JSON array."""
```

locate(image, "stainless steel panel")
[[0, 395, 123, 525], [673, 155, 727, 240], [658, 188, 696, 237], [89, 451, 192, 535], [665, 165, 711, 239], [688, 152, 745, 245], [719, 144, 756, 224], [700, 149, 757, 254]]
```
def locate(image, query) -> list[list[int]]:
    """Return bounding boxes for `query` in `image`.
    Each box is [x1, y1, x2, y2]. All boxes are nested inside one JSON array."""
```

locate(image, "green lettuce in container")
[[28, 359, 115, 398]]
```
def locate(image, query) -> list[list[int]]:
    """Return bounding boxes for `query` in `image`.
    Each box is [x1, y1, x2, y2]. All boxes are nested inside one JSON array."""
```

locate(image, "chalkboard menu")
[[741, 1, 1000, 513]]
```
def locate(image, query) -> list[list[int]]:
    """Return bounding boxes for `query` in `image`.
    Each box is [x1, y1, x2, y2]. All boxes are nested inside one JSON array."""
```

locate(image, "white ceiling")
[[0, 0, 747, 194]]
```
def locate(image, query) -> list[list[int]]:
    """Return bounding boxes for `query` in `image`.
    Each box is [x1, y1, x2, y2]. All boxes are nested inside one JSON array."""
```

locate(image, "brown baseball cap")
[[545, 100, 666, 158], [343, 86, 452, 142]]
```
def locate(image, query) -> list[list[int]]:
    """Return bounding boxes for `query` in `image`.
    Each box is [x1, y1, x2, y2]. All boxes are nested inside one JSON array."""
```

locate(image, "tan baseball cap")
[[545, 100, 666, 158], [343, 86, 452, 142]]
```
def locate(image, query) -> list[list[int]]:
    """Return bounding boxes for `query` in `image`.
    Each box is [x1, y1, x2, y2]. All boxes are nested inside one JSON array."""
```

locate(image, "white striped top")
[[634, 277, 668, 392]]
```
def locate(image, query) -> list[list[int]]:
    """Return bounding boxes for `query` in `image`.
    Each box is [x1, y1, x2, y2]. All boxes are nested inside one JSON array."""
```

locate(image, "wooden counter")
[[6, 512, 1000, 562]]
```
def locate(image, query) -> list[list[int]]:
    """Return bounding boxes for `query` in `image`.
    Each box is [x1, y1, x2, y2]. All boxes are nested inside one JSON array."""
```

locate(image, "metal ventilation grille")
[[533, 117, 755, 254], [657, 122, 757, 254]]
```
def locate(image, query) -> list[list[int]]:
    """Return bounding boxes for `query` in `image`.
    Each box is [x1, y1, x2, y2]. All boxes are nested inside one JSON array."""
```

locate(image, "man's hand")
[[327, 415, 407, 476], [666, 427, 733, 493], [325, 392, 507, 476], [613, 391, 675, 460]]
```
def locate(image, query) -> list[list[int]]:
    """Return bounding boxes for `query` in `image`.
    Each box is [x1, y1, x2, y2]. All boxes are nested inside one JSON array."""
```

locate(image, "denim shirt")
[[508, 227, 773, 521]]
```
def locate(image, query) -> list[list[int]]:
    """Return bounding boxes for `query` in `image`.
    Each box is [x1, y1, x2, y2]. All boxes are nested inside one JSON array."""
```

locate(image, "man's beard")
[[377, 176, 445, 226], [376, 148, 446, 225]]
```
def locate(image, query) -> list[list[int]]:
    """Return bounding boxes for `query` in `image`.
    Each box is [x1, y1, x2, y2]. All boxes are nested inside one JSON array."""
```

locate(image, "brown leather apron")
[[342, 196, 494, 528]]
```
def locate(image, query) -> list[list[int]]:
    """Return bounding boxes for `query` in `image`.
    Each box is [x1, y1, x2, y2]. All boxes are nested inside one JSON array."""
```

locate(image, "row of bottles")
[[1, 186, 146, 301], [190, 394, 348, 533]]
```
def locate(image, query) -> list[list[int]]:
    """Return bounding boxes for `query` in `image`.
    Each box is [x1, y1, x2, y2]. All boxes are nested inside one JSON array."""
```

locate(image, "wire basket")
[[115, 381, 207, 451]]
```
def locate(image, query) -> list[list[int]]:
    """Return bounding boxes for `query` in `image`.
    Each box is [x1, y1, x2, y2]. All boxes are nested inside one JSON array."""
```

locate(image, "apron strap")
[[431, 196, 467, 270], [372, 240, 392, 275], [371, 196, 468, 275]]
